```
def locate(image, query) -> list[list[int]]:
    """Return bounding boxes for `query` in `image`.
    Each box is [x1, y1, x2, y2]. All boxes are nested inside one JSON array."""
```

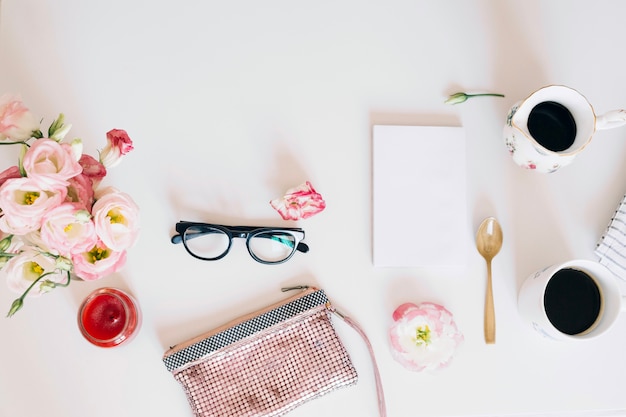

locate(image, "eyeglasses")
[[171, 221, 310, 265]]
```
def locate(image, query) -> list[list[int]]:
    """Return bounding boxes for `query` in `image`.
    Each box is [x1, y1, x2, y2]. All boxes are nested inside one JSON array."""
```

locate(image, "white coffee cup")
[[518, 259, 626, 341]]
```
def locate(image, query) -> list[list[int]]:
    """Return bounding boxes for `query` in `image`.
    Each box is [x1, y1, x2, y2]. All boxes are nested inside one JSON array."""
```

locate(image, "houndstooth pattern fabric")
[[163, 290, 358, 417], [163, 290, 329, 372]]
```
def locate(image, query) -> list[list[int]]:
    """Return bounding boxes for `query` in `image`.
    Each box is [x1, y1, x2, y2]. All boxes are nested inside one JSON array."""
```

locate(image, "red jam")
[[78, 288, 141, 348]]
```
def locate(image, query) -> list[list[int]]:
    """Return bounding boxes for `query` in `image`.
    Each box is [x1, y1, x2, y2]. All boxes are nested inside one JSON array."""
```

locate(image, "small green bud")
[[70, 138, 83, 160], [50, 123, 72, 141], [0, 235, 12, 252], [0, 256, 11, 269], [18, 144, 27, 177], [39, 280, 57, 293], [75, 209, 91, 223], [6, 298, 24, 318], [55, 256, 73, 272], [444, 92, 470, 105], [48, 113, 65, 138]]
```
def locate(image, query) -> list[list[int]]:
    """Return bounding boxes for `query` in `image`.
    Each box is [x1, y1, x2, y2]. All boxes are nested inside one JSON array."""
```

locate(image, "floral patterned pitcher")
[[503, 85, 626, 173]]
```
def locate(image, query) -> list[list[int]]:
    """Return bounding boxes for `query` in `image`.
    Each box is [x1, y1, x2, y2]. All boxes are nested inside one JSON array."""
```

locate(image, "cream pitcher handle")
[[596, 109, 626, 130]]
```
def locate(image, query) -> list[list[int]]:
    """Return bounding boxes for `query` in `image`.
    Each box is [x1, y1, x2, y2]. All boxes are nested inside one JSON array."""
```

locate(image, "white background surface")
[[2, 1, 626, 416]]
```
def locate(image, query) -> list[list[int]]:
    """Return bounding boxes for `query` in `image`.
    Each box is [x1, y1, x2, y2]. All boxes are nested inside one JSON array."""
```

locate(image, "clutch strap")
[[329, 305, 387, 417]]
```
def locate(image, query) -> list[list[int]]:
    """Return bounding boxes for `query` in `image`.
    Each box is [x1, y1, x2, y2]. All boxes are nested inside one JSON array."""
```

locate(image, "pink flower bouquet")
[[389, 302, 464, 372], [0, 94, 139, 317]]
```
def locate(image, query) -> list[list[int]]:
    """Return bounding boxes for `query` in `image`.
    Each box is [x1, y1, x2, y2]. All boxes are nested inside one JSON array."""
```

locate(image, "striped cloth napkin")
[[595, 193, 626, 282]]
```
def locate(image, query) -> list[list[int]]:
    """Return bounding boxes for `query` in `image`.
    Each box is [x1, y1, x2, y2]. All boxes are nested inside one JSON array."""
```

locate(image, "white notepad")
[[372, 125, 468, 267]]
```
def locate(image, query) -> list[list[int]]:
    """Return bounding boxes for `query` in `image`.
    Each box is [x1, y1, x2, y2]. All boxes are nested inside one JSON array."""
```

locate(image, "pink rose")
[[99, 129, 134, 168], [40, 202, 98, 256], [389, 302, 464, 372], [0, 177, 67, 234], [22, 138, 83, 187], [270, 181, 326, 221], [92, 186, 140, 251], [0, 166, 22, 187], [71, 242, 127, 281], [0, 94, 40, 141], [78, 154, 106, 188]]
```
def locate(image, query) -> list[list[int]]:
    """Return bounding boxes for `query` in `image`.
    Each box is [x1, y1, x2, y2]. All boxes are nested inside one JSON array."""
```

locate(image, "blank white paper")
[[372, 125, 468, 267]]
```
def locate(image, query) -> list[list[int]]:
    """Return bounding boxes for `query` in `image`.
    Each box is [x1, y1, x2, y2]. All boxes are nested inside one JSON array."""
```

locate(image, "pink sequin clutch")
[[163, 287, 364, 417]]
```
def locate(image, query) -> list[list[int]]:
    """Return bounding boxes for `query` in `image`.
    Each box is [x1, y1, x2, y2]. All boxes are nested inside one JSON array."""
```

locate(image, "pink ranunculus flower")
[[21, 138, 83, 187], [270, 181, 326, 221], [92, 186, 140, 251], [78, 154, 106, 188], [40, 202, 98, 256], [389, 302, 464, 372], [0, 165, 22, 187], [0, 177, 67, 235], [99, 129, 134, 168], [71, 241, 127, 281], [0, 94, 40, 141], [3, 246, 68, 297]]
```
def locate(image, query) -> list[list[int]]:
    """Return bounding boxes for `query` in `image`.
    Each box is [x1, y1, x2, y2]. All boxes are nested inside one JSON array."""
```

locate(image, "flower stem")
[[445, 91, 505, 105], [6, 271, 70, 317], [0, 141, 30, 147], [466, 93, 505, 98], [55, 272, 71, 288]]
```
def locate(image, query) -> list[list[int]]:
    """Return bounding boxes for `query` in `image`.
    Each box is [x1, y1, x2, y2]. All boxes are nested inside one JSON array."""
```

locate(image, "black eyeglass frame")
[[171, 221, 310, 264]]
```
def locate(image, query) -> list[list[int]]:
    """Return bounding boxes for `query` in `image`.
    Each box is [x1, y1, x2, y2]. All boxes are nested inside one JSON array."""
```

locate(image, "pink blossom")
[[270, 181, 326, 221], [0, 177, 67, 235], [389, 302, 464, 372], [0, 94, 40, 141], [40, 202, 98, 256], [71, 241, 127, 281], [92, 186, 140, 251], [21, 138, 83, 187], [3, 246, 68, 297], [100, 129, 134, 168], [0, 166, 22, 187], [66, 173, 95, 209], [78, 154, 106, 188]]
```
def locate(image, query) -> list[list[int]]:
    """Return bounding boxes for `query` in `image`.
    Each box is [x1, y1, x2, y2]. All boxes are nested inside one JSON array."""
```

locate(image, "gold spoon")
[[475, 217, 503, 344]]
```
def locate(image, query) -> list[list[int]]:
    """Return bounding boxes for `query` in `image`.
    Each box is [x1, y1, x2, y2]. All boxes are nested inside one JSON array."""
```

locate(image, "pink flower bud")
[[100, 129, 134, 168]]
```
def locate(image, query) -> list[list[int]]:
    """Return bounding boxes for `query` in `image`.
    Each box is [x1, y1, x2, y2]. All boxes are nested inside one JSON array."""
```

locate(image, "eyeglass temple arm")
[[271, 236, 309, 253], [171, 231, 309, 253], [296, 242, 309, 253], [170, 228, 225, 245]]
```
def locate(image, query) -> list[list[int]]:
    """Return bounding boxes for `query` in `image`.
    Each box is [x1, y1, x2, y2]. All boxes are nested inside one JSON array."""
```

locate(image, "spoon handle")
[[484, 260, 496, 344]]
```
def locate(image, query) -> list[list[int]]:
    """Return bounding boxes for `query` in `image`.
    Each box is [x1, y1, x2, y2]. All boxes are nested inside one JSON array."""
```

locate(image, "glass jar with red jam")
[[78, 287, 141, 348]]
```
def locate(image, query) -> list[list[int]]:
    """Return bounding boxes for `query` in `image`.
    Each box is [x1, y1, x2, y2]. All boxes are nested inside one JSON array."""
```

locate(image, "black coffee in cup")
[[543, 268, 601, 335], [527, 101, 577, 152]]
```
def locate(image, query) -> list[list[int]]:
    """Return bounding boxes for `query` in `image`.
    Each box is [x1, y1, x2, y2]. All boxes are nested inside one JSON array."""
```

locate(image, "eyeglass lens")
[[183, 226, 230, 259], [182, 225, 299, 263], [248, 231, 298, 263]]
